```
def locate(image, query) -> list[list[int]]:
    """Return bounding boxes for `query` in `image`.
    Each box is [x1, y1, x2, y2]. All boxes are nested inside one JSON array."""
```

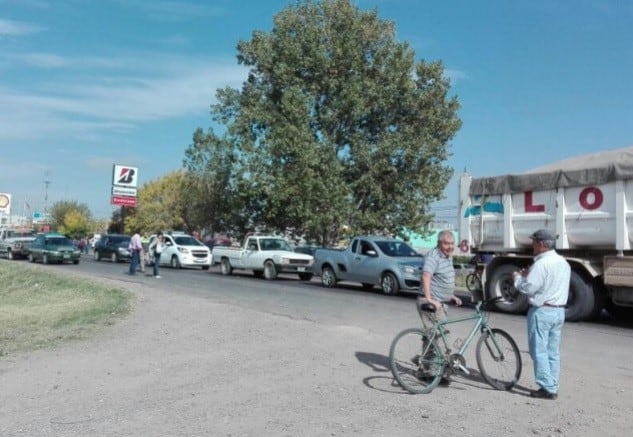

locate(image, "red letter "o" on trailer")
[[579, 187, 603, 210]]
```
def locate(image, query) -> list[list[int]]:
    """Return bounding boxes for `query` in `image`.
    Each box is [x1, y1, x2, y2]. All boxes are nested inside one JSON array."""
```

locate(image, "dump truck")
[[458, 145, 633, 321]]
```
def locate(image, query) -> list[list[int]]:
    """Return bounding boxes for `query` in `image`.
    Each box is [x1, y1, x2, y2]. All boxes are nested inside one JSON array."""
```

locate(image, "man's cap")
[[530, 229, 556, 241]]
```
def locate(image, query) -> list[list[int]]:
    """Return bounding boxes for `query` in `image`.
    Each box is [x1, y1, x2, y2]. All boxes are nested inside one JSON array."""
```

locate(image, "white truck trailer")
[[458, 145, 633, 321]]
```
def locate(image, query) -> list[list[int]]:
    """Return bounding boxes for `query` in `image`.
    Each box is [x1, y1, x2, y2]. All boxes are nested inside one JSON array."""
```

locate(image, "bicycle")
[[465, 264, 484, 292], [389, 297, 522, 394]]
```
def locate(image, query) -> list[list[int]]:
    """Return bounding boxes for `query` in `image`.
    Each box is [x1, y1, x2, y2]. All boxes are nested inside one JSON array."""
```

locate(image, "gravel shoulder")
[[1, 270, 632, 437]]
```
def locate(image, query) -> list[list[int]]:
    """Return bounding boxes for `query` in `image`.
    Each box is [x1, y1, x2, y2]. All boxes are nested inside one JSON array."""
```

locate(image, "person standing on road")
[[148, 232, 164, 278], [128, 230, 143, 275], [513, 229, 571, 400], [416, 230, 462, 385], [417, 230, 462, 323]]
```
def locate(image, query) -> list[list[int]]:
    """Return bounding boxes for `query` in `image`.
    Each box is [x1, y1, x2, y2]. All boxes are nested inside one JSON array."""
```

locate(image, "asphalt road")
[[74, 252, 633, 334]]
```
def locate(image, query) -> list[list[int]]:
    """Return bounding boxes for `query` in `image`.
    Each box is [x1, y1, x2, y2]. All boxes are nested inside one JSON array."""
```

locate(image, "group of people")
[[127, 230, 165, 278], [418, 228, 569, 400]]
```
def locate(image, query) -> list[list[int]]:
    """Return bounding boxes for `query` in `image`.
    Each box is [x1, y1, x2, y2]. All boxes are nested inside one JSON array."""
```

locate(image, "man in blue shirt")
[[513, 229, 571, 400]]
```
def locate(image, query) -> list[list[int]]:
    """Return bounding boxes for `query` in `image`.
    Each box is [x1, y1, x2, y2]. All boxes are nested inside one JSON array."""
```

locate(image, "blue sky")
[[1, 0, 632, 223]]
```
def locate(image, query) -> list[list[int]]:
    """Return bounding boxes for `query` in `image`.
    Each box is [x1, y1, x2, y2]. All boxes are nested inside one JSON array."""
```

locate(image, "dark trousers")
[[129, 250, 140, 274]]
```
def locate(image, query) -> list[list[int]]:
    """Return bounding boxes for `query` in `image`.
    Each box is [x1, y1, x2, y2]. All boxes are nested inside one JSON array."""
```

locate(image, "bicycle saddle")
[[420, 303, 436, 312]]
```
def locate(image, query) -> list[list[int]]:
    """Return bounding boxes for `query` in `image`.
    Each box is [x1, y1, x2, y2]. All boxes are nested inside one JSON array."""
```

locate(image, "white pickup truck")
[[0, 227, 37, 260], [211, 235, 314, 280]]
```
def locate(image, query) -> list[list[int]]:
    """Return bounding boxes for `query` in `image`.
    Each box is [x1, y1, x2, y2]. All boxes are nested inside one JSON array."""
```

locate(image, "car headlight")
[[177, 247, 190, 254], [280, 257, 290, 265], [399, 264, 417, 275]]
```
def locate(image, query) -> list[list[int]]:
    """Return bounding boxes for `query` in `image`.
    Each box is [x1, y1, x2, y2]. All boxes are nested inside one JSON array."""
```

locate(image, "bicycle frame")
[[425, 303, 505, 371]]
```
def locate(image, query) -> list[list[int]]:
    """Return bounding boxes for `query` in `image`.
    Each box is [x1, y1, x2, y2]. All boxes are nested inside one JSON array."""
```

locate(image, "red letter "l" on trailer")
[[525, 191, 545, 213]]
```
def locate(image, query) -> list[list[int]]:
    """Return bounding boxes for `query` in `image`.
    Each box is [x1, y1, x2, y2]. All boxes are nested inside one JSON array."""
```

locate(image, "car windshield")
[[375, 241, 421, 258], [46, 237, 72, 246], [174, 236, 203, 246], [259, 238, 293, 251]]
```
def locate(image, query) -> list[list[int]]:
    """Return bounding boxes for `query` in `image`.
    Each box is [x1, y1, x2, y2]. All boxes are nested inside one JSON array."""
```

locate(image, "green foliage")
[[185, 0, 461, 244], [124, 171, 205, 234], [49, 200, 92, 238]]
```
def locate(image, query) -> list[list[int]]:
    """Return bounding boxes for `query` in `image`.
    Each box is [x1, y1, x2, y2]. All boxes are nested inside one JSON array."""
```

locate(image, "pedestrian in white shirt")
[[513, 229, 571, 400]]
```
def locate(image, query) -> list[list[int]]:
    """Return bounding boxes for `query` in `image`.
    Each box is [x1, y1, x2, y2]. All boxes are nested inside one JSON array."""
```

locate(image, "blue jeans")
[[129, 249, 140, 274], [152, 254, 160, 276], [527, 306, 565, 394]]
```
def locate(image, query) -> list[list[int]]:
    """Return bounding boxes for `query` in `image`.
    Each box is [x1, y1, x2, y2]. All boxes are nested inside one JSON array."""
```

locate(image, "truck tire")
[[264, 260, 278, 280], [381, 272, 400, 295], [221, 258, 233, 275], [111, 252, 118, 263], [7, 250, 14, 260], [94, 251, 100, 261], [321, 266, 337, 288], [489, 264, 529, 314], [28, 253, 35, 263], [565, 271, 595, 322]]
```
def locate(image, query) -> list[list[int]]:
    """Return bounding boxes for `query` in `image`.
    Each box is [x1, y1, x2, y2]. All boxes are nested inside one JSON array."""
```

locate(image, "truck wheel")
[[111, 252, 118, 263], [565, 271, 595, 322], [7, 250, 14, 260], [28, 253, 35, 263], [221, 258, 233, 275], [321, 266, 337, 288], [381, 272, 400, 295], [298, 272, 313, 281], [264, 260, 278, 280], [489, 264, 529, 314], [94, 251, 100, 261], [43, 254, 49, 265]]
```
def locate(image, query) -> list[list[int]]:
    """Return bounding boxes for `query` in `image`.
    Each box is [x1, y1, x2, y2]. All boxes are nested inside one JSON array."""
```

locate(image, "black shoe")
[[530, 388, 557, 400]]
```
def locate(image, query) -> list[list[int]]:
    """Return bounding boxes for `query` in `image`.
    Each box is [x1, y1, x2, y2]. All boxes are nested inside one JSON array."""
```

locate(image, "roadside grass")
[[0, 262, 133, 356]]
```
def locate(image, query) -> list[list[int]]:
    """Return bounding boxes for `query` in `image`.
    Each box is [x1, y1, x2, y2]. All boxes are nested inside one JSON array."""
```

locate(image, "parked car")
[[312, 236, 423, 295], [93, 234, 131, 263], [212, 235, 313, 280], [147, 232, 211, 269], [28, 232, 81, 265]]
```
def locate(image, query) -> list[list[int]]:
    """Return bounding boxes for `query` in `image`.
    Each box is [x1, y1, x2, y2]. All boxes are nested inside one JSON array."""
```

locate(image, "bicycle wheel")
[[465, 273, 482, 292], [389, 328, 445, 394], [475, 328, 522, 390]]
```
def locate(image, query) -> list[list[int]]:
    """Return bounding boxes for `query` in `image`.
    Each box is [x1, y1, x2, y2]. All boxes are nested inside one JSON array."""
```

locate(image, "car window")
[[260, 238, 292, 251], [174, 236, 202, 246], [46, 237, 72, 246], [375, 241, 421, 258]]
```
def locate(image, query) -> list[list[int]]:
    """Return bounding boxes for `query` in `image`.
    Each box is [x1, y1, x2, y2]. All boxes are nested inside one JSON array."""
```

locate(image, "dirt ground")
[[1, 271, 632, 437]]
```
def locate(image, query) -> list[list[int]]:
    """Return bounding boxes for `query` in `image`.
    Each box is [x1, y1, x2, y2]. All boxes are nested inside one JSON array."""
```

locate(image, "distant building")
[[402, 222, 461, 255]]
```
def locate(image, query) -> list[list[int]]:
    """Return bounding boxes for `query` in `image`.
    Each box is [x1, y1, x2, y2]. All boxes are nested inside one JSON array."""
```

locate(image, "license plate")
[[63, 254, 70, 259], [298, 267, 305, 272]]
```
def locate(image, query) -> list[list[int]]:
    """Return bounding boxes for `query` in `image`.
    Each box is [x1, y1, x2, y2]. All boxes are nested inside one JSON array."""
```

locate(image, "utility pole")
[[44, 178, 51, 213]]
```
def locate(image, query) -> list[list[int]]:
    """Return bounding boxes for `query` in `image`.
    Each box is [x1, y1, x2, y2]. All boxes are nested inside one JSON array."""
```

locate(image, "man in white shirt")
[[513, 229, 571, 400]]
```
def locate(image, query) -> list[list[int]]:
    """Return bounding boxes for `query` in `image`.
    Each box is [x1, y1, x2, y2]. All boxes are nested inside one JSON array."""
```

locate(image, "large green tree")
[[49, 200, 92, 237], [185, 0, 461, 244]]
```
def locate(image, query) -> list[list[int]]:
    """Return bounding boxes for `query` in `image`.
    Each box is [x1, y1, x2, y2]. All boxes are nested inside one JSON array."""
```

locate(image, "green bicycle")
[[389, 297, 522, 394]]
